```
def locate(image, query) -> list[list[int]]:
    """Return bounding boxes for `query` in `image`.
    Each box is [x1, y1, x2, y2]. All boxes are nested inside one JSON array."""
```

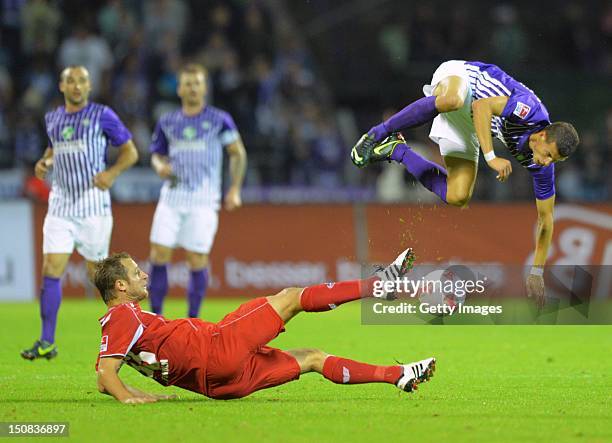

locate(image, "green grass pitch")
[[1, 298, 611, 442]]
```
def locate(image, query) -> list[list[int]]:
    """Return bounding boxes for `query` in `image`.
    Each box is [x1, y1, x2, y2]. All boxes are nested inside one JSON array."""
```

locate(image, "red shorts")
[[206, 297, 301, 399]]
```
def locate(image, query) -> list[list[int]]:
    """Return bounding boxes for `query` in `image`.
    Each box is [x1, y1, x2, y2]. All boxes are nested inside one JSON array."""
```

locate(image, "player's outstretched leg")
[[353, 133, 449, 203], [351, 75, 466, 168], [351, 96, 439, 167], [267, 248, 415, 323], [288, 349, 436, 393], [354, 135, 476, 207]]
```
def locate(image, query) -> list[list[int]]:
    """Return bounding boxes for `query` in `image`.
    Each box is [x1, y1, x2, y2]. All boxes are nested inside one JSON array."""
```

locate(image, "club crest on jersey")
[[61, 126, 75, 140], [183, 126, 197, 140], [100, 335, 108, 352], [513, 102, 531, 119]]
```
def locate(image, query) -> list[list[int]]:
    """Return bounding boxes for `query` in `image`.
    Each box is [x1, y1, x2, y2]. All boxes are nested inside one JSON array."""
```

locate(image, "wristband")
[[530, 267, 544, 276], [484, 151, 496, 162]]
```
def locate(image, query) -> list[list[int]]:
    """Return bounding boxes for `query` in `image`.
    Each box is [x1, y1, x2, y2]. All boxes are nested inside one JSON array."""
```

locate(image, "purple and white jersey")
[[149, 106, 240, 209], [45, 103, 132, 217], [464, 61, 555, 200]]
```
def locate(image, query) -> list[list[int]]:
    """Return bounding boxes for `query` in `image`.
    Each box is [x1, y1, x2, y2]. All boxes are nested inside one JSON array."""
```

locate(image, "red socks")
[[299, 278, 377, 312], [299, 280, 403, 386], [322, 356, 402, 385]]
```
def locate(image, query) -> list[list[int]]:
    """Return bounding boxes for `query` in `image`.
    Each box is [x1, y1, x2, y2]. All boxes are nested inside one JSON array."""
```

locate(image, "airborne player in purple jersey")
[[21, 66, 139, 361], [147, 64, 247, 318], [350, 60, 579, 307]]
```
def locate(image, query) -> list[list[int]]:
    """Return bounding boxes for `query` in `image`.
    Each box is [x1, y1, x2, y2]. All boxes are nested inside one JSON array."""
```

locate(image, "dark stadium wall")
[[32, 203, 612, 298]]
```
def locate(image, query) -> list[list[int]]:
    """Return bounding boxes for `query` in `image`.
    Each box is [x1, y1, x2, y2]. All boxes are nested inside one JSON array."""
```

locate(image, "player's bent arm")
[[471, 96, 509, 158], [226, 139, 247, 189], [533, 196, 555, 267], [151, 153, 171, 175], [107, 140, 139, 178], [472, 96, 513, 180], [39, 147, 53, 162], [34, 147, 53, 179], [97, 356, 154, 403]]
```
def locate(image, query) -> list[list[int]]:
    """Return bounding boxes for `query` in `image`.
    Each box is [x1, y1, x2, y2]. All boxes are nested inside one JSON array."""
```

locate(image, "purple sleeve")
[[220, 112, 239, 146], [529, 164, 555, 200], [501, 91, 550, 126], [100, 107, 132, 147], [149, 122, 169, 155], [44, 114, 54, 148]]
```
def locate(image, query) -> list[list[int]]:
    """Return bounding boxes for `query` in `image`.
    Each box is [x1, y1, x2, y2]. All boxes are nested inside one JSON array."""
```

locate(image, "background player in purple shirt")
[[21, 66, 139, 361], [350, 60, 579, 306], [147, 64, 247, 318]]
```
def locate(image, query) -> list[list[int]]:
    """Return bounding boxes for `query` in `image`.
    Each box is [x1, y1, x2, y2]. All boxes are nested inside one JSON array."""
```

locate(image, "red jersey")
[[96, 302, 216, 395]]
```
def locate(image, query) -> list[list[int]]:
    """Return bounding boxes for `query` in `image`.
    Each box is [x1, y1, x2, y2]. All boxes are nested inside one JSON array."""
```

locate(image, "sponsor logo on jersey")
[[100, 335, 108, 352], [513, 102, 531, 119], [171, 140, 206, 151], [54, 140, 87, 154]]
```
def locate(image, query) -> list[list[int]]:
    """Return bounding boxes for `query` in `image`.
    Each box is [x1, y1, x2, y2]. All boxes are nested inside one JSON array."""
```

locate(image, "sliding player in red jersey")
[[94, 251, 435, 403]]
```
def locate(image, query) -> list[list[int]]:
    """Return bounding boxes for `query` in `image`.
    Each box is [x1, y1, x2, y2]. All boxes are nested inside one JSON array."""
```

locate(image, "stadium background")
[[0, 0, 610, 300], [0, 2, 611, 442]]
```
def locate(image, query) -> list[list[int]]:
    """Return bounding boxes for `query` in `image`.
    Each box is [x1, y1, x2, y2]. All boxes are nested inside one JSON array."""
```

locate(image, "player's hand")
[[155, 162, 174, 180], [486, 157, 512, 182], [152, 393, 178, 401], [35, 158, 52, 179], [122, 396, 157, 404], [526, 274, 545, 309], [224, 186, 242, 211], [93, 170, 118, 190]]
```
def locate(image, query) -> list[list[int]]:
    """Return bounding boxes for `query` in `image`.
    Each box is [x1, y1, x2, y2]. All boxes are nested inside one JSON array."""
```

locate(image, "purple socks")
[[40, 276, 61, 343], [149, 264, 168, 314], [188, 269, 208, 318], [391, 144, 448, 203], [370, 96, 439, 142], [149, 265, 209, 317], [366, 95, 446, 202]]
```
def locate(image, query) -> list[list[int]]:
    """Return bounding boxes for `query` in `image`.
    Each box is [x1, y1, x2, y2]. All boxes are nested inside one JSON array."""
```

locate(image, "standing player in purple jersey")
[[147, 64, 247, 318], [21, 66, 139, 360], [350, 60, 580, 306]]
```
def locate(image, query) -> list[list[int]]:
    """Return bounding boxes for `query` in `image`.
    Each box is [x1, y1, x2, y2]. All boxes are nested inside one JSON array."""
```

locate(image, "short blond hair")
[[94, 252, 131, 304]]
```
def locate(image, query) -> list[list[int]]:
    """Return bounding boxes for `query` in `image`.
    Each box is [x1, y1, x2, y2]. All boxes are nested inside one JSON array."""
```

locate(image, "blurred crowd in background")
[[0, 0, 610, 202]]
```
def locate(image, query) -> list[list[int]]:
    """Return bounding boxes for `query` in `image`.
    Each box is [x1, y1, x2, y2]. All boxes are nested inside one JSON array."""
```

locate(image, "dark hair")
[[94, 252, 131, 304], [544, 122, 579, 158]]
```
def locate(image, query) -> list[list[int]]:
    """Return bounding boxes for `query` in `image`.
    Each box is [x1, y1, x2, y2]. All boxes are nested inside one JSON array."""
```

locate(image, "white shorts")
[[149, 203, 218, 254], [423, 60, 479, 163], [43, 214, 113, 261]]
